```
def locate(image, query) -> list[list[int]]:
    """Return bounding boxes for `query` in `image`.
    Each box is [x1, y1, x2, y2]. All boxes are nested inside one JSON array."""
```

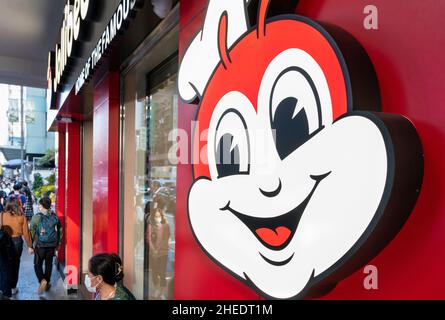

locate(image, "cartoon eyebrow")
[[218, 0, 272, 69], [218, 11, 232, 70], [257, 0, 271, 38]]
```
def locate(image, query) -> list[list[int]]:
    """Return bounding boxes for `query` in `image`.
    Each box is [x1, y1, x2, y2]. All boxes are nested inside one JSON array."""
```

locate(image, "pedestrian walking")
[[21, 182, 34, 221], [30, 197, 63, 295], [0, 198, 33, 296], [85, 253, 136, 300], [0, 209, 13, 299], [8, 184, 27, 213], [0, 188, 7, 213]]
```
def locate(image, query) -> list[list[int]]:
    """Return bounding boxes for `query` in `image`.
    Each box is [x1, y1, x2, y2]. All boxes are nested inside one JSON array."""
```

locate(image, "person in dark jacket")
[[21, 182, 34, 221], [0, 189, 7, 213], [0, 207, 13, 298]]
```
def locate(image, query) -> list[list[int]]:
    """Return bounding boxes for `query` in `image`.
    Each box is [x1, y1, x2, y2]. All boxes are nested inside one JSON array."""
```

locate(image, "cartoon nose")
[[259, 178, 282, 198]]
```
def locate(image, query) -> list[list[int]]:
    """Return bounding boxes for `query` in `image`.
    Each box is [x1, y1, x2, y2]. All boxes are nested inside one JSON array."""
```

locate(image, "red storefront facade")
[[49, 0, 444, 300]]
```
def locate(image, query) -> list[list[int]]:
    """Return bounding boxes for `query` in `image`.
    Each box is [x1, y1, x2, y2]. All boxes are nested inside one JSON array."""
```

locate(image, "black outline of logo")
[[181, 0, 424, 300]]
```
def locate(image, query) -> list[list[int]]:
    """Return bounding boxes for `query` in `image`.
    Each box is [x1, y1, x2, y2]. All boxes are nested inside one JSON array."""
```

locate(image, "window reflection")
[[123, 53, 178, 300], [139, 60, 178, 300]]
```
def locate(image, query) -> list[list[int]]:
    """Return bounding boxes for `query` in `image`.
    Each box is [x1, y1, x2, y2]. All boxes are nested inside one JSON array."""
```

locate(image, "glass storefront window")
[[145, 64, 178, 300], [122, 53, 178, 300]]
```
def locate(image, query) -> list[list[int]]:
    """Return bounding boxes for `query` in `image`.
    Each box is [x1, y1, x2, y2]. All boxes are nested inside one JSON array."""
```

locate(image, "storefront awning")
[[0, 145, 22, 161], [2, 158, 28, 169], [0, 0, 65, 88]]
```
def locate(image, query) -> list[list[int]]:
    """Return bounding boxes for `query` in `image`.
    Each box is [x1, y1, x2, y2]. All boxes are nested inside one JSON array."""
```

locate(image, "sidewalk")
[[11, 244, 79, 300]]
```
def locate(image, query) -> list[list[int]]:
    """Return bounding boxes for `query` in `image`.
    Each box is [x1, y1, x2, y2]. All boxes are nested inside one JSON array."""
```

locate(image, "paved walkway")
[[11, 244, 79, 300]]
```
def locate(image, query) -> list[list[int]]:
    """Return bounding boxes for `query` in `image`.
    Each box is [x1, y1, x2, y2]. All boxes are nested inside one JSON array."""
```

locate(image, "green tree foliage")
[[32, 173, 44, 195], [46, 172, 56, 185], [38, 149, 56, 168]]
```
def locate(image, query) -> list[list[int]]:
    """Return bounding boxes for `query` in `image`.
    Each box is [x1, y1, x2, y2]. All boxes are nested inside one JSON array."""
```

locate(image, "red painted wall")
[[56, 127, 66, 264], [92, 72, 120, 255], [175, 0, 445, 299], [65, 122, 81, 286]]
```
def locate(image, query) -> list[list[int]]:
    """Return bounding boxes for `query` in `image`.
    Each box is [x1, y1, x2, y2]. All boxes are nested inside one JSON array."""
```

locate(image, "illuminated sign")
[[52, 0, 92, 93], [75, 0, 143, 94], [178, 0, 424, 299], [48, 0, 143, 97], [47, 51, 57, 110]]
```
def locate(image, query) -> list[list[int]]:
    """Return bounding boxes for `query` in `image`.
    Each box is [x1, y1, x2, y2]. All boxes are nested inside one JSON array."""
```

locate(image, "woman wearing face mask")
[[85, 253, 136, 300], [148, 208, 171, 300]]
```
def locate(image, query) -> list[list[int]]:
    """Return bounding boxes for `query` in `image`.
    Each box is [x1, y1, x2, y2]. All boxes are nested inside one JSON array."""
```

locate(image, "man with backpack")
[[30, 197, 63, 294], [8, 183, 27, 213]]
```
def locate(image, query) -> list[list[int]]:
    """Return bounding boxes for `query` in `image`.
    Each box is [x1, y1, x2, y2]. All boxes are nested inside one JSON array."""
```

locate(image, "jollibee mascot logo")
[[178, 0, 423, 299]]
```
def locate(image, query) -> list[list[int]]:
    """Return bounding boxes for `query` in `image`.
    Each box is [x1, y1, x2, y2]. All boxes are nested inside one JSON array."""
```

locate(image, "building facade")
[[48, 0, 443, 300]]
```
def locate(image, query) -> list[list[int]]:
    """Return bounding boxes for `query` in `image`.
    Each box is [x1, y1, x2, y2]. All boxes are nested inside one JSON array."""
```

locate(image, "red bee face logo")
[[178, 0, 423, 299]]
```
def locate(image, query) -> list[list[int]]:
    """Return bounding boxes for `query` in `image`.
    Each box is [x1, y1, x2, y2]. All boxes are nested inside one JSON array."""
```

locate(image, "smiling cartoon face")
[[179, 0, 423, 299]]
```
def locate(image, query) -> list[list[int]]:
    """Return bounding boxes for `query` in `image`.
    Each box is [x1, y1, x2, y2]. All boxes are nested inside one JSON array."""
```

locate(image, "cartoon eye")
[[215, 109, 250, 178], [270, 67, 323, 160]]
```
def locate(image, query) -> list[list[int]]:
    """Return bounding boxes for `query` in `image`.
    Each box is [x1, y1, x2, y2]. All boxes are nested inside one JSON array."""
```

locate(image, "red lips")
[[255, 227, 292, 247]]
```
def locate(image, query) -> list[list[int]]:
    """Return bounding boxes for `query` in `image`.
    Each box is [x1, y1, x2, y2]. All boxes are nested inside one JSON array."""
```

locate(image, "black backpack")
[[35, 213, 59, 248], [0, 213, 14, 260]]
